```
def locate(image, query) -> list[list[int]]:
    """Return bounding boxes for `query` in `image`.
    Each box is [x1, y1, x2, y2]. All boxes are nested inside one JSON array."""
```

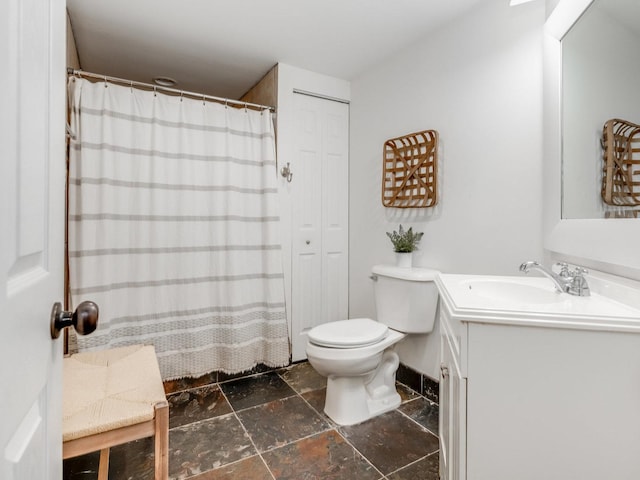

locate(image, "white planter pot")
[[395, 252, 412, 268]]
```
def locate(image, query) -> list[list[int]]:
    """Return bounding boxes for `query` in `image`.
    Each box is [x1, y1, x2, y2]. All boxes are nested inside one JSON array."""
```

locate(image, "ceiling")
[[66, 0, 486, 100]]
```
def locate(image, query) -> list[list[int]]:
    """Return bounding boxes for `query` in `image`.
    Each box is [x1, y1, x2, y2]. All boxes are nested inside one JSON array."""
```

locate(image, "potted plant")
[[386, 224, 424, 268]]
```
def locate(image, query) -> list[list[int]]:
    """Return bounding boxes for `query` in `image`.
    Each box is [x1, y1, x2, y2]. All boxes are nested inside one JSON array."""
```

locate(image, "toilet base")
[[323, 350, 401, 426]]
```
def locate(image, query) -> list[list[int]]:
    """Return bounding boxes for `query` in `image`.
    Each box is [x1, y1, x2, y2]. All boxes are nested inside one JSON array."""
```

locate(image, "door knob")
[[50, 301, 99, 339]]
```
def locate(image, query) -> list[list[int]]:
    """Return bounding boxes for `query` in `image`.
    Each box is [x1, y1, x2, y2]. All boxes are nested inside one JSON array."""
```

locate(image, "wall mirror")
[[562, 0, 640, 220], [544, 0, 640, 281]]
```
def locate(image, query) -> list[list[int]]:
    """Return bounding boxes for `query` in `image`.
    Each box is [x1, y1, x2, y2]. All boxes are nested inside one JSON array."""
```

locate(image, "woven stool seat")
[[63, 345, 168, 480]]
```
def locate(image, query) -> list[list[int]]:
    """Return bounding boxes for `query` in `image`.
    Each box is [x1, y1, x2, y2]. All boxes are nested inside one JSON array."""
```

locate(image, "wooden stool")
[[62, 345, 169, 480]]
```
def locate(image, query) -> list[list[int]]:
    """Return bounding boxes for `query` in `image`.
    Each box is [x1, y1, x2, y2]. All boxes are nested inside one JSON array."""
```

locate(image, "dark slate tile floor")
[[63, 361, 440, 480]]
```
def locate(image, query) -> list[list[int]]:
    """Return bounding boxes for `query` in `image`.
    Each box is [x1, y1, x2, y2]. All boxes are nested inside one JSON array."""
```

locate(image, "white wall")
[[66, 11, 81, 69], [349, 0, 545, 378], [545, 0, 562, 19]]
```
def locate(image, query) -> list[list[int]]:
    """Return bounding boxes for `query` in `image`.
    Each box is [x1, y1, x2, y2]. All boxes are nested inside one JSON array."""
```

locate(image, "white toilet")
[[306, 264, 439, 425]]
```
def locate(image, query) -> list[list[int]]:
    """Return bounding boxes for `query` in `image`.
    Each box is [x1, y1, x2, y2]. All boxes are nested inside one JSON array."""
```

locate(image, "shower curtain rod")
[[67, 68, 276, 112]]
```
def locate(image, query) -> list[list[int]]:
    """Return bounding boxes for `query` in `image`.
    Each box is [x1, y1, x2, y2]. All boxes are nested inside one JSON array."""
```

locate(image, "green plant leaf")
[[385, 224, 424, 253]]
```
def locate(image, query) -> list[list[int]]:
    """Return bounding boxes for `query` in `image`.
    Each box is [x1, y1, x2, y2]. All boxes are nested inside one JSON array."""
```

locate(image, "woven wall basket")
[[601, 118, 640, 206], [382, 130, 438, 208]]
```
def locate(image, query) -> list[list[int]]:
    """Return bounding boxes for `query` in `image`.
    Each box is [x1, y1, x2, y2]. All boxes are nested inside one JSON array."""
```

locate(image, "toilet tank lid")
[[372, 264, 439, 282]]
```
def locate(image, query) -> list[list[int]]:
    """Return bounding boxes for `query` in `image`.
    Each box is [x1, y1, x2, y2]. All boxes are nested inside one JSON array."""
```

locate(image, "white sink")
[[461, 277, 562, 305], [436, 274, 640, 331]]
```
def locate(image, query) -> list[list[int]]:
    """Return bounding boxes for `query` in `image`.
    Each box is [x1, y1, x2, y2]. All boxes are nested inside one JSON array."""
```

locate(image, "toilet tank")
[[371, 264, 439, 333]]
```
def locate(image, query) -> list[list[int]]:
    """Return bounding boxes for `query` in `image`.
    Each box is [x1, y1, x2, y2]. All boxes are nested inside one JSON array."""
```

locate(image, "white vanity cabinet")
[[437, 273, 640, 480], [439, 307, 466, 480]]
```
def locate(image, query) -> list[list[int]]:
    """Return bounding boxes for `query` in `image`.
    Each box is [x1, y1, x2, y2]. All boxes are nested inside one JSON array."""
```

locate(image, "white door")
[[0, 0, 66, 478], [291, 93, 349, 360]]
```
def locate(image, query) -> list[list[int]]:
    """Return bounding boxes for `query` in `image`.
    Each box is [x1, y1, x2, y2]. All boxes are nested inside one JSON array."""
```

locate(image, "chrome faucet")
[[519, 261, 590, 296]]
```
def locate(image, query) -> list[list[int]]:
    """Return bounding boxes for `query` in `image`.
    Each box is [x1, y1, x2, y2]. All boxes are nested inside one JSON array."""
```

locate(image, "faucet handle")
[[555, 262, 571, 277], [568, 267, 590, 296]]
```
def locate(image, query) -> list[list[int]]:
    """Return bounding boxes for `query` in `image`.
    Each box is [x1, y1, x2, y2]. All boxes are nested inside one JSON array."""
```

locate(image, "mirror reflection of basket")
[[601, 119, 640, 206], [382, 130, 438, 209]]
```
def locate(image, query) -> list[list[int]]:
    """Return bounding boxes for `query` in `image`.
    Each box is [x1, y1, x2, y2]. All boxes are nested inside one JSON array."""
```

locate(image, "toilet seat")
[[308, 318, 388, 348]]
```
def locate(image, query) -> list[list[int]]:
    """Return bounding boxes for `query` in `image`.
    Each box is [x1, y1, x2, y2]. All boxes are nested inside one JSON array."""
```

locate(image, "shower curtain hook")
[[224, 99, 228, 109], [65, 122, 77, 141], [180, 91, 183, 102], [244, 102, 248, 112], [130, 80, 133, 93], [202, 94, 206, 106], [104, 75, 108, 88], [153, 86, 157, 97]]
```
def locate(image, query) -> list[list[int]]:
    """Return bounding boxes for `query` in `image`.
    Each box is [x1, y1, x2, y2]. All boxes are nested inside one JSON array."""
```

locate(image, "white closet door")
[[0, 0, 65, 478], [291, 93, 349, 361]]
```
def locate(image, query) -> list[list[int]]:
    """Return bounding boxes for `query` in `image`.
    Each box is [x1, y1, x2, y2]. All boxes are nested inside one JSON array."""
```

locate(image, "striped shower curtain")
[[67, 77, 289, 379]]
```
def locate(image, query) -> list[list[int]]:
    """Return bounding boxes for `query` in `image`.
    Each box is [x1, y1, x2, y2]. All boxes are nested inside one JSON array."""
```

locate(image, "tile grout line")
[[172, 370, 329, 478], [169, 377, 281, 480], [276, 369, 388, 480], [233, 399, 335, 453], [276, 366, 441, 478], [163, 372, 219, 396], [331, 429, 388, 479], [216, 384, 278, 480], [167, 364, 439, 479], [168, 368, 329, 479], [397, 380, 439, 406], [395, 401, 439, 439], [164, 365, 287, 396], [385, 450, 440, 478]]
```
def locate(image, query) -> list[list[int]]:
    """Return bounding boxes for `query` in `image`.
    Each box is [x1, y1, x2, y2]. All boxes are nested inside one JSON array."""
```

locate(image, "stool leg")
[[154, 401, 169, 480], [98, 448, 110, 480]]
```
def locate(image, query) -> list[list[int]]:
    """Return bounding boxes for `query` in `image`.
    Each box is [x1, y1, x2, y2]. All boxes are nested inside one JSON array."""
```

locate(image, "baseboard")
[[397, 363, 439, 404]]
